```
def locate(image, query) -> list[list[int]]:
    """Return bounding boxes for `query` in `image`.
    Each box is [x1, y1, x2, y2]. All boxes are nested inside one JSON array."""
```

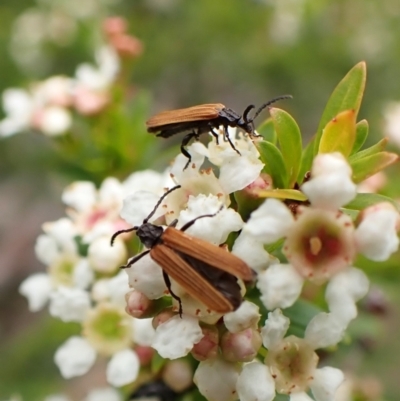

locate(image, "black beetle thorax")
[[136, 223, 164, 248]]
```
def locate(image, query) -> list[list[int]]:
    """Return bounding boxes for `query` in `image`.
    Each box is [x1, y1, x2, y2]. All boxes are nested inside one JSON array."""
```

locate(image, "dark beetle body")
[[146, 96, 291, 168]]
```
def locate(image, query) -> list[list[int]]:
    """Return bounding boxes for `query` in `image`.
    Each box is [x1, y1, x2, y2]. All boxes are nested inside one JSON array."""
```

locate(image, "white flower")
[[260, 309, 345, 400], [88, 236, 127, 273], [106, 349, 140, 387], [49, 286, 91, 322], [237, 361, 275, 401], [194, 357, 241, 401], [19, 273, 52, 312], [131, 317, 156, 346], [177, 194, 243, 244], [0, 88, 33, 136], [383, 101, 400, 147], [355, 203, 400, 261], [84, 387, 122, 401], [224, 301, 260, 333], [37, 106, 72, 136], [54, 336, 97, 379], [301, 153, 357, 211], [257, 264, 304, 310], [152, 315, 203, 359]]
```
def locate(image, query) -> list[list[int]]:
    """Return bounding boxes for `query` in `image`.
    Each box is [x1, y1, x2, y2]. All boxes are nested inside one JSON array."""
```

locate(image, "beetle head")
[[136, 222, 164, 248]]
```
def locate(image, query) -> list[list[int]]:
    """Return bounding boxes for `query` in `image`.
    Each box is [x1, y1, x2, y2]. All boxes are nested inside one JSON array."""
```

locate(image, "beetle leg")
[[123, 249, 151, 268], [181, 132, 197, 170], [162, 270, 183, 317], [208, 124, 220, 145], [223, 126, 241, 156]]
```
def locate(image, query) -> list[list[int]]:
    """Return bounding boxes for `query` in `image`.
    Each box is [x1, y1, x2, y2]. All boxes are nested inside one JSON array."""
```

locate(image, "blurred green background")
[[1, 0, 400, 400]]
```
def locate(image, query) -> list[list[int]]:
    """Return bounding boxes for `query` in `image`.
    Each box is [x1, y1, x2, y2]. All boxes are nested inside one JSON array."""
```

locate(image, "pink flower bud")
[[220, 328, 262, 362], [191, 325, 219, 361], [110, 35, 144, 58], [162, 360, 193, 392], [125, 290, 152, 318], [134, 345, 154, 366], [152, 309, 175, 329], [103, 17, 127, 37]]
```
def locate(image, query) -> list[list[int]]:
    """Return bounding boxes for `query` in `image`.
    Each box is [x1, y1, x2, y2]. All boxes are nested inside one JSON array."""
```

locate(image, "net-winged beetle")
[[146, 95, 292, 168], [111, 186, 255, 316]]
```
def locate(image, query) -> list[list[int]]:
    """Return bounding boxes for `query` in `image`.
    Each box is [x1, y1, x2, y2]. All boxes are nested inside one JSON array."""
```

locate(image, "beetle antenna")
[[111, 227, 138, 246], [180, 205, 224, 232], [251, 95, 293, 122], [242, 104, 255, 123], [143, 185, 182, 223]]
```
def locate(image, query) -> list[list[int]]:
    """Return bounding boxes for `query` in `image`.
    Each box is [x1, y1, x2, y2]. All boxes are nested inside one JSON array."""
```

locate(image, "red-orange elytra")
[[111, 186, 255, 316], [146, 96, 292, 169]]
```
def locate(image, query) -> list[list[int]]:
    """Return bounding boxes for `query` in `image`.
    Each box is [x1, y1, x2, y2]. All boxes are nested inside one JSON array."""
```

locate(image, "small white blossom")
[[49, 286, 91, 322], [257, 264, 304, 310], [54, 336, 96, 378], [131, 317, 156, 346], [237, 361, 275, 401], [152, 315, 203, 359], [224, 301, 260, 333], [84, 387, 122, 401], [194, 357, 241, 401], [106, 349, 140, 387], [88, 236, 127, 273], [19, 273, 52, 312], [261, 309, 290, 349], [310, 367, 345, 401]]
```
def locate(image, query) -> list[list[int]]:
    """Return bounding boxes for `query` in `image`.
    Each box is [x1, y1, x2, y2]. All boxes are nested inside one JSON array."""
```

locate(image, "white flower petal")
[[35, 234, 59, 265], [54, 336, 96, 379], [355, 207, 400, 261], [232, 231, 272, 273], [290, 393, 314, 401], [132, 317, 156, 346], [106, 349, 140, 387], [42, 218, 77, 254], [218, 150, 263, 194], [73, 259, 94, 290], [170, 145, 206, 178], [304, 313, 346, 349], [237, 361, 275, 401], [19, 273, 52, 312], [84, 387, 122, 401], [325, 268, 369, 325], [310, 367, 344, 401], [49, 286, 91, 322], [120, 191, 164, 226], [224, 301, 260, 333], [257, 264, 304, 310], [62, 181, 97, 212], [244, 198, 294, 243], [125, 254, 167, 299], [152, 315, 203, 359], [88, 236, 127, 274], [178, 194, 243, 244], [123, 169, 170, 196], [40, 106, 71, 136], [261, 309, 290, 349], [302, 153, 357, 210], [107, 271, 130, 307], [194, 357, 241, 401]]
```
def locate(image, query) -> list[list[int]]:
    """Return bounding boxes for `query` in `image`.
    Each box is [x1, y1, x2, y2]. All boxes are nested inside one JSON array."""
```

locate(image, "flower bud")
[[152, 309, 175, 329], [134, 345, 154, 366], [220, 328, 262, 362], [191, 325, 219, 361], [125, 290, 152, 318], [162, 360, 193, 393]]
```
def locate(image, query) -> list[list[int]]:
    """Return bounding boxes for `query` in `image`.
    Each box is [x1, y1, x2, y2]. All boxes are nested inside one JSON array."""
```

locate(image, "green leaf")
[[255, 141, 288, 188], [349, 138, 388, 163], [256, 118, 277, 144], [315, 62, 366, 154], [270, 108, 303, 188], [351, 119, 369, 154], [318, 109, 356, 157], [344, 193, 400, 211], [151, 352, 166, 374], [351, 151, 399, 183], [297, 138, 315, 184], [256, 189, 307, 201]]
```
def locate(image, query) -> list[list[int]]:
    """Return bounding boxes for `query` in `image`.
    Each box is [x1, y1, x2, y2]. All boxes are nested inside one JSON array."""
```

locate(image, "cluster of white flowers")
[[0, 45, 120, 138], [20, 126, 400, 399]]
